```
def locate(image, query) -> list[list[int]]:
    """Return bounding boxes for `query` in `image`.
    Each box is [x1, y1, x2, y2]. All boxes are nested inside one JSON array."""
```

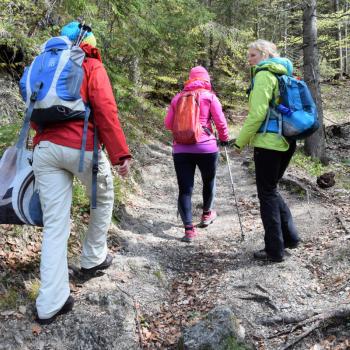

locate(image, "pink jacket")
[[164, 80, 229, 153]]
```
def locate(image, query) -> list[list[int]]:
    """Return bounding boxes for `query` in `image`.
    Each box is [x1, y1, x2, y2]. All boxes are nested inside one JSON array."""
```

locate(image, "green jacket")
[[235, 60, 291, 151]]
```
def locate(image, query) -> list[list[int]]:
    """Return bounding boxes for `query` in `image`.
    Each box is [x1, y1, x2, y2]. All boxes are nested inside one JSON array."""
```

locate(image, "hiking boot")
[[200, 210, 217, 227], [81, 254, 113, 274], [285, 240, 300, 249], [181, 226, 197, 243], [35, 295, 74, 325], [253, 249, 284, 263]]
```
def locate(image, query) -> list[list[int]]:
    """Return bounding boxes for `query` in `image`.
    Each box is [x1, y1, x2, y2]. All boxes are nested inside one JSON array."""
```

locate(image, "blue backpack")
[[18, 36, 99, 209], [255, 70, 319, 140], [19, 36, 86, 124]]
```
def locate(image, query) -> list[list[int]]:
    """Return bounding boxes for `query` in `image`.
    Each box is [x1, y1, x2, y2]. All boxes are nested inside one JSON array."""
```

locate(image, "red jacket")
[[32, 43, 131, 165]]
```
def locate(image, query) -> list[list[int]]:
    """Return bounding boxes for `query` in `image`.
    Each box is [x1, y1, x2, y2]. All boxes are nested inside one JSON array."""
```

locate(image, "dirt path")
[[123, 143, 349, 349], [1, 141, 349, 350]]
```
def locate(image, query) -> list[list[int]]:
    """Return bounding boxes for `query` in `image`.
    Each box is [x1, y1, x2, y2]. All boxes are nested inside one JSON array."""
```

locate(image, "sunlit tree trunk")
[[207, 0, 214, 69], [303, 0, 326, 161], [255, 3, 260, 37], [345, 1, 349, 74], [129, 56, 141, 93], [283, 0, 290, 56], [334, 0, 343, 77]]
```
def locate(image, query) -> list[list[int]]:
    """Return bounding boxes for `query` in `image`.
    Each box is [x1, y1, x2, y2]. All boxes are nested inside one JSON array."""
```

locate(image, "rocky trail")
[[1, 138, 350, 350]]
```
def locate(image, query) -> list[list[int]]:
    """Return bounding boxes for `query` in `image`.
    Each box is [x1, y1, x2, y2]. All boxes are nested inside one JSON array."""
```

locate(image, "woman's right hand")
[[115, 159, 131, 177]]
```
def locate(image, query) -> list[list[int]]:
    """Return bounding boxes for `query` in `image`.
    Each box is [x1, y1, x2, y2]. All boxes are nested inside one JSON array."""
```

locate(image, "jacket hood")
[[255, 57, 293, 76], [183, 79, 212, 91], [80, 43, 102, 62]]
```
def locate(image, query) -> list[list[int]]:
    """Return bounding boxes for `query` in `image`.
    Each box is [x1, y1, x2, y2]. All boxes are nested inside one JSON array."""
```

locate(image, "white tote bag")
[[0, 145, 43, 226]]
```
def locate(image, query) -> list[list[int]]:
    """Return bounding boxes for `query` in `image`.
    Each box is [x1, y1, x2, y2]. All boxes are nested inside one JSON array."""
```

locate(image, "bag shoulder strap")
[[77, 105, 99, 209], [16, 82, 43, 170]]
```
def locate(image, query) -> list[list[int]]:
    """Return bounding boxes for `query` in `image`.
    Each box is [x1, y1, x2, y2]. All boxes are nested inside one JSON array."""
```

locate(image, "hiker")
[[233, 39, 300, 262], [165, 66, 229, 243], [31, 22, 131, 324]]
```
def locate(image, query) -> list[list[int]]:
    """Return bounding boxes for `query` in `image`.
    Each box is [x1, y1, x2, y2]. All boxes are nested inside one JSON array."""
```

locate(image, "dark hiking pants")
[[254, 142, 299, 259], [173, 152, 218, 226]]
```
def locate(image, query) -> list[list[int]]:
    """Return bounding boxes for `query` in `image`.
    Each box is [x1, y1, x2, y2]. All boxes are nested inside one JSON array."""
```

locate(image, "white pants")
[[33, 141, 114, 319]]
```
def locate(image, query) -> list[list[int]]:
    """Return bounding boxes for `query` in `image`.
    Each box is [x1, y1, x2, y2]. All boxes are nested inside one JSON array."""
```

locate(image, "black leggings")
[[173, 152, 218, 226]]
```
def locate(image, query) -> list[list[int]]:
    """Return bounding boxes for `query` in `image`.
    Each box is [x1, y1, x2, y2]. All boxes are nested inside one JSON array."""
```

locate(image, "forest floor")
[[0, 81, 350, 350]]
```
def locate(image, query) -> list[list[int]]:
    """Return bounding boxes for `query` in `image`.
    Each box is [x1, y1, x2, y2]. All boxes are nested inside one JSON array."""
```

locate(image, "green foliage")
[[0, 0, 58, 64], [0, 288, 19, 310], [337, 172, 350, 190], [153, 269, 164, 282], [291, 150, 327, 177], [223, 336, 251, 350], [0, 123, 21, 156], [26, 279, 41, 301], [319, 59, 337, 80], [60, 0, 98, 18], [113, 175, 125, 206], [72, 180, 90, 215], [177, 335, 250, 350]]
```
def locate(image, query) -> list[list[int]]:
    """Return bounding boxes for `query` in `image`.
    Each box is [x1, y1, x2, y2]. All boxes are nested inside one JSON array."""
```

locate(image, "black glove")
[[219, 140, 229, 147]]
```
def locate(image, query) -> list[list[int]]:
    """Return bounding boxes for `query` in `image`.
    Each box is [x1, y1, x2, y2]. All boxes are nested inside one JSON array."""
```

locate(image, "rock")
[[14, 334, 24, 346], [178, 306, 248, 350], [18, 306, 26, 314]]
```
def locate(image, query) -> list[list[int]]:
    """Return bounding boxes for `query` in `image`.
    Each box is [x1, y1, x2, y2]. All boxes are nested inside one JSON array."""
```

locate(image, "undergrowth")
[[290, 148, 350, 190], [291, 150, 327, 177], [0, 122, 21, 156]]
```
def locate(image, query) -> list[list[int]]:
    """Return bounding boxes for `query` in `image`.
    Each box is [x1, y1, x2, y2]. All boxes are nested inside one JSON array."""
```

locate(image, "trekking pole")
[[76, 23, 92, 46], [74, 21, 85, 46], [223, 146, 245, 241]]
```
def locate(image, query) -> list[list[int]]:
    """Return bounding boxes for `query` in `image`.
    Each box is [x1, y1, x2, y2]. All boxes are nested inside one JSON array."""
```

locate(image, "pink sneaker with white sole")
[[181, 226, 197, 243], [200, 210, 217, 227]]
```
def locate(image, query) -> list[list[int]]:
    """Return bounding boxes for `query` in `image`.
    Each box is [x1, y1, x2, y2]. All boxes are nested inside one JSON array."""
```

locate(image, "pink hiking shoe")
[[200, 210, 217, 227], [181, 226, 197, 243]]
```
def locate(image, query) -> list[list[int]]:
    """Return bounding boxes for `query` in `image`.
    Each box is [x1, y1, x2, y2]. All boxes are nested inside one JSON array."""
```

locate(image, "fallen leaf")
[[32, 324, 42, 335]]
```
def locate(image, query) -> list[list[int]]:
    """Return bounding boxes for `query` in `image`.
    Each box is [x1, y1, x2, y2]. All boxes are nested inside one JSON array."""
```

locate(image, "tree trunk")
[[345, 1, 349, 74], [334, 0, 343, 77], [303, 0, 326, 161], [207, 0, 214, 69], [129, 56, 141, 93], [283, 1, 289, 55], [255, 4, 260, 38]]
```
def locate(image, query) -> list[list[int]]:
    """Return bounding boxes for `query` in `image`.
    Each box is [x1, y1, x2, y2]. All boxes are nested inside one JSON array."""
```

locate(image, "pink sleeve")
[[210, 94, 229, 141], [164, 94, 181, 130]]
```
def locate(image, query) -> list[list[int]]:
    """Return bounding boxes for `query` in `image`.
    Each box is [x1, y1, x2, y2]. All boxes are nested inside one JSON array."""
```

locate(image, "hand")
[[115, 158, 131, 177]]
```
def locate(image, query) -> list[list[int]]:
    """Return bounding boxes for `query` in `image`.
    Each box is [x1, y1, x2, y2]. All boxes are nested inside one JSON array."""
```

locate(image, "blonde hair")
[[249, 39, 279, 58]]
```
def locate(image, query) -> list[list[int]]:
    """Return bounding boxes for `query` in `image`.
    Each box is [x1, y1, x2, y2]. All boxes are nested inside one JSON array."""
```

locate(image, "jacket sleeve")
[[209, 94, 229, 142], [87, 62, 131, 165], [235, 71, 276, 149], [164, 94, 180, 130]]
